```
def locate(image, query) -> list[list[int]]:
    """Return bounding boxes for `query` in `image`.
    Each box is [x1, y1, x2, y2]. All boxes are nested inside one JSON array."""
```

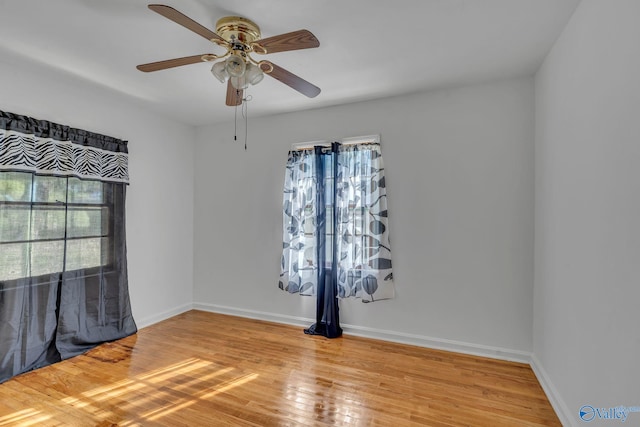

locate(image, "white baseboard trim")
[[136, 302, 194, 329], [341, 323, 532, 364], [192, 302, 314, 329], [530, 354, 575, 427], [193, 302, 532, 364]]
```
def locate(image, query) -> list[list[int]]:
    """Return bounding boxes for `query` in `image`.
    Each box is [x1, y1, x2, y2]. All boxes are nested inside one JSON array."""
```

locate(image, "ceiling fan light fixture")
[[230, 75, 248, 90], [245, 62, 264, 85], [211, 61, 228, 83], [225, 54, 246, 77]]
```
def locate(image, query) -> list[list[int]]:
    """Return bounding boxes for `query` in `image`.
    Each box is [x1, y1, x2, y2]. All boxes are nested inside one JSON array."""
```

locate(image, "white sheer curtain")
[[279, 138, 394, 337], [333, 143, 394, 302]]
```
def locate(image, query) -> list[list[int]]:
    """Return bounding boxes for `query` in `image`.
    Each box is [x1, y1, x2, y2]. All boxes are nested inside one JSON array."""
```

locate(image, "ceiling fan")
[[137, 4, 321, 106]]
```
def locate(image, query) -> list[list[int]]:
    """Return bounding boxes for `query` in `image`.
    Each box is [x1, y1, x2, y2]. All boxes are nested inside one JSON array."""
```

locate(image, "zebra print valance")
[[0, 110, 129, 184]]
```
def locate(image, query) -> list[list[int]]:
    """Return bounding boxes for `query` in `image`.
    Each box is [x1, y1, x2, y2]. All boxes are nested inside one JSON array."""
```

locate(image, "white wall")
[[0, 51, 195, 327], [194, 77, 535, 358], [534, 0, 640, 425]]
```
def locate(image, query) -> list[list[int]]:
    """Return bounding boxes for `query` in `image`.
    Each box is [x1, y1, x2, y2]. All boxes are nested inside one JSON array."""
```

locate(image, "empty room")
[[0, 1, 638, 426]]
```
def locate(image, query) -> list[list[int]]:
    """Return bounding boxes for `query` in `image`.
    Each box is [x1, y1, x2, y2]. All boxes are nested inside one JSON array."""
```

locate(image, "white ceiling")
[[0, 0, 580, 127]]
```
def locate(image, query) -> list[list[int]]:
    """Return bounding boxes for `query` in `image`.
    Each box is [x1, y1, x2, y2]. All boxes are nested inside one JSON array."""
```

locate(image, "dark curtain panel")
[[0, 274, 61, 381], [0, 111, 136, 383], [304, 144, 342, 338], [56, 181, 135, 358]]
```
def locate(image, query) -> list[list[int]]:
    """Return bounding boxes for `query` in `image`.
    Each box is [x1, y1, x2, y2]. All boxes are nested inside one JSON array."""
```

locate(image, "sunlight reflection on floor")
[[0, 409, 51, 426], [1, 357, 258, 426]]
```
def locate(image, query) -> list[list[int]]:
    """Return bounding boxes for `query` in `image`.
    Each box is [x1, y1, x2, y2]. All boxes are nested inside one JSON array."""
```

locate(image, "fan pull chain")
[[234, 94, 238, 141], [232, 90, 250, 150], [242, 95, 249, 150]]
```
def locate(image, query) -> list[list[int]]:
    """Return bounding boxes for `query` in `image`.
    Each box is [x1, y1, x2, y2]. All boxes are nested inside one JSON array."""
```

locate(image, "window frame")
[[0, 172, 114, 282]]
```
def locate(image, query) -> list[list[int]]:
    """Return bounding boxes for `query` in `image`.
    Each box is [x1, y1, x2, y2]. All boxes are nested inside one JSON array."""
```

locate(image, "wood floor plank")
[[0, 310, 560, 426]]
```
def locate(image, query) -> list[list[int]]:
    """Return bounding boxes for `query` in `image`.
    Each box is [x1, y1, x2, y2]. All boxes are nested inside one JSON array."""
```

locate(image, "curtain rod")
[[291, 134, 380, 151]]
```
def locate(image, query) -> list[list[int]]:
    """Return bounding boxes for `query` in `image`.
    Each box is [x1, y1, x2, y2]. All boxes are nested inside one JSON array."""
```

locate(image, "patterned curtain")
[[0, 110, 136, 383], [333, 144, 394, 301], [280, 141, 394, 337], [280, 148, 318, 297]]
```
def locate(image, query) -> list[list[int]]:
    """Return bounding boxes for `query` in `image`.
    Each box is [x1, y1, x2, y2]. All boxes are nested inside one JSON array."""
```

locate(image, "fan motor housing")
[[215, 16, 261, 44]]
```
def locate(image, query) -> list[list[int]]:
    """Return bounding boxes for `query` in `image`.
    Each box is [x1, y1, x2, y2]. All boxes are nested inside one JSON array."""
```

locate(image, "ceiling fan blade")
[[148, 4, 227, 44], [226, 80, 243, 106], [259, 61, 321, 98], [137, 54, 212, 72], [251, 30, 319, 54]]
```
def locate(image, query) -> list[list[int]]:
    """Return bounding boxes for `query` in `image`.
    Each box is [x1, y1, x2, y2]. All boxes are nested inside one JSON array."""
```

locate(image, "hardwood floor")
[[0, 310, 560, 426]]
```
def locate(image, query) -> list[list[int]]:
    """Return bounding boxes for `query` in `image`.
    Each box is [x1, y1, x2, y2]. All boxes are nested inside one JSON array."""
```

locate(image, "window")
[[0, 171, 111, 281], [280, 141, 394, 302], [1, 109, 136, 384], [280, 140, 395, 338]]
